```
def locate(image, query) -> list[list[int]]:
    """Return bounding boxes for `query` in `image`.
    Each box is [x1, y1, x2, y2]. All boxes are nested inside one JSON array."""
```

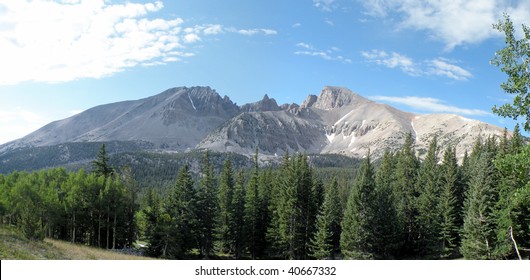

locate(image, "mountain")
[[0, 86, 239, 154], [0, 85, 508, 172], [199, 86, 506, 160]]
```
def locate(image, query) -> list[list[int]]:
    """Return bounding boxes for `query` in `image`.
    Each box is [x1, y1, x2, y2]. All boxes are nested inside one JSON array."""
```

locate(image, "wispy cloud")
[[292, 23, 302, 28], [234, 28, 278, 36], [370, 95, 491, 116], [0, 108, 50, 144], [0, 1, 277, 85], [362, 50, 419, 76], [360, 0, 530, 50], [295, 43, 352, 64], [362, 49, 472, 80], [427, 58, 473, 81], [313, 0, 337, 12]]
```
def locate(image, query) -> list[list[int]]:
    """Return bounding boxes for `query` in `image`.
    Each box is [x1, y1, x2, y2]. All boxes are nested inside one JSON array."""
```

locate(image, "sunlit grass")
[[0, 225, 154, 260]]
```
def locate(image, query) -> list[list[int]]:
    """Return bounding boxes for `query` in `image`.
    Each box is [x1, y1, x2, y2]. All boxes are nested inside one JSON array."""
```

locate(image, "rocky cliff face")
[[0, 85, 509, 163]]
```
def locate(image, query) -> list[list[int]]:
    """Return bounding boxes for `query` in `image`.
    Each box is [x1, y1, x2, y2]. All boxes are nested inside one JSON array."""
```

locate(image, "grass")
[[0, 225, 153, 260]]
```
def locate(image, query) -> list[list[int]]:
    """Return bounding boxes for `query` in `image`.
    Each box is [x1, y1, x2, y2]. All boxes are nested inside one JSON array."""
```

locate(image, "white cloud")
[[0, 1, 277, 85], [362, 49, 472, 80], [0, 1, 187, 85], [296, 43, 314, 50], [295, 42, 352, 64], [427, 58, 473, 81], [292, 23, 302, 28], [0, 108, 50, 144], [183, 33, 201, 43], [314, 0, 337, 12], [370, 96, 491, 116], [361, 0, 530, 50], [362, 50, 419, 76], [236, 28, 278, 36]]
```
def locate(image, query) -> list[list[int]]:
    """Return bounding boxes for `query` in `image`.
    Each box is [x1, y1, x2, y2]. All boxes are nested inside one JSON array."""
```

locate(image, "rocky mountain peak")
[[303, 86, 368, 110], [241, 94, 280, 112]]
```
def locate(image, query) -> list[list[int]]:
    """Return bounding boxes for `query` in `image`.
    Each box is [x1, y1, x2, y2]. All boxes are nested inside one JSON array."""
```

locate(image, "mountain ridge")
[[0, 85, 509, 167]]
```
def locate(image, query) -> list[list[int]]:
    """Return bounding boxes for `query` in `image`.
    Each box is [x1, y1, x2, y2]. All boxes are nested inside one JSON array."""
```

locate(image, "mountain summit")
[[302, 86, 369, 110], [0, 86, 507, 165]]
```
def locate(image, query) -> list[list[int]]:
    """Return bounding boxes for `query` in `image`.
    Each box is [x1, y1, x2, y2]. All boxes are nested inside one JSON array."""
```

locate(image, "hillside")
[[0, 226, 152, 260]]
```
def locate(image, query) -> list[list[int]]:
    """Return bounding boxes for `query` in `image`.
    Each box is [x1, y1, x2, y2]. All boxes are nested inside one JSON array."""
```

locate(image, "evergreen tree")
[[256, 167, 273, 258], [438, 146, 461, 259], [461, 152, 497, 259], [164, 165, 197, 258], [216, 159, 235, 254], [196, 151, 218, 257], [493, 142, 530, 259], [310, 178, 342, 259], [142, 188, 165, 257], [274, 153, 317, 259], [373, 150, 401, 259], [340, 152, 376, 259], [92, 144, 114, 179], [244, 151, 261, 259], [393, 133, 420, 256], [231, 170, 246, 258], [509, 124, 523, 153], [415, 137, 441, 258]]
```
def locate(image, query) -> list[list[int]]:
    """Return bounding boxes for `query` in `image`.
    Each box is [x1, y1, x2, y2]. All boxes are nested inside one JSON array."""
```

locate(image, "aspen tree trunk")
[[112, 212, 117, 250], [72, 210, 76, 243]]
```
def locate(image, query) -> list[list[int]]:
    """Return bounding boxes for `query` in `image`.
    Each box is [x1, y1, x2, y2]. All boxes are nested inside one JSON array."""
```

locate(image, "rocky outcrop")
[[240, 94, 280, 112]]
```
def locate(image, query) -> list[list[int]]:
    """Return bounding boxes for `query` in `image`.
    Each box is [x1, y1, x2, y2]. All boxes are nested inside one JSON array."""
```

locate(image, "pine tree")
[[461, 152, 497, 259], [164, 164, 197, 258], [415, 137, 441, 258], [340, 152, 376, 259], [373, 150, 401, 259], [231, 170, 246, 259], [256, 167, 273, 258], [244, 151, 261, 259], [509, 123, 523, 153], [92, 144, 114, 179], [196, 151, 218, 258], [216, 159, 235, 254], [438, 146, 461, 259], [393, 133, 420, 256], [142, 188, 165, 257], [310, 178, 342, 259], [274, 153, 317, 259]]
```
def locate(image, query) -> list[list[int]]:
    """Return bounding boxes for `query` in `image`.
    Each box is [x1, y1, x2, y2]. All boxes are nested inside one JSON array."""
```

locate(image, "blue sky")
[[1, 0, 529, 144]]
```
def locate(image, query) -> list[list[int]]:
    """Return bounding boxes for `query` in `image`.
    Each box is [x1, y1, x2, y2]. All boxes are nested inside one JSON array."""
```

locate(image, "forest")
[[0, 124, 529, 260]]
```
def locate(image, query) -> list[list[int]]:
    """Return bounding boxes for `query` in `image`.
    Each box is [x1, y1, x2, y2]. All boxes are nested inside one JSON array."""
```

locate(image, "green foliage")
[[231, 170, 246, 258], [461, 152, 497, 259], [196, 151, 218, 257], [415, 138, 441, 258], [393, 133, 420, 256], [216, 159, 235, 254], [493, 144, 530, 259], [340, 152, 376, 259], [373, 150, 401, 259], [272, 153, 318, 259], [310, 178, 342, 259], [92, 144, 114, 178], [163, 165, 197, 258], [438, 146, 461, 259], [491, 14, 530, 132]]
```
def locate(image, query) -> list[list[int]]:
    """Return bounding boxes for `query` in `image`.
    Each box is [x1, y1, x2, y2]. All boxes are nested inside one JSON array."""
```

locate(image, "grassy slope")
[[0, 226, 153, 260]]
